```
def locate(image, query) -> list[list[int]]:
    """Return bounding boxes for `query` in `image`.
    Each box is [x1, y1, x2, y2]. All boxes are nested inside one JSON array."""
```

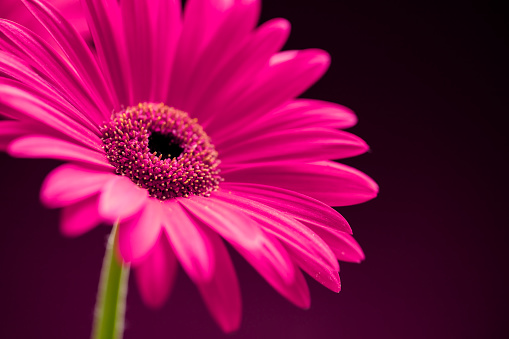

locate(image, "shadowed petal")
[[134, 233, 178, 308]]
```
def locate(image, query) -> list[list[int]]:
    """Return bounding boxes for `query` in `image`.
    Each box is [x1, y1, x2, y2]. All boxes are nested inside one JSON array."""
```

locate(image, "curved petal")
[[134, 233, 178, 308], [121, 0, 182, 103], [117, 198, 163, 263], [0, 119, 55, 150], [222, 161, 378, 206], [0, 19, 106, 126], [191, 18, 290, 122], [218, 128, 368, 164], [221, 182, 351, 233], [8, 135, 111, 169], [161, 200, 215, 283], [21, 0, 115, 112], [212, 190, 340, 292], [0, 79, 103, 151], [181, 196, 311, 308], [174, 0, 261, 112], [99, 175, 148, 222], [208, 49, 331, 143], [60, 194, 102, 237], [193, 226, 242, 333], [215, 99, 358, 147], [304, 226, 365, 263], [82, 0, 130, 105], [169, 0, 260, 109], [41, 163, 113, 208]]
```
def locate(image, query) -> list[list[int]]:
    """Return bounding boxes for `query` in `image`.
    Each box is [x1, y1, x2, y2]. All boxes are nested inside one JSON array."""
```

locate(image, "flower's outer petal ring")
[[134, 233, 178, 309]]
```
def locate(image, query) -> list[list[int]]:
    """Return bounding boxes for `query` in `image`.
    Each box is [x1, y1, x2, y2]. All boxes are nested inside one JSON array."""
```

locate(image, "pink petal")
[[0, 119, 55, 150], [98, 176, 148, 222], [222, 161, 379, 206], [0, 19, 106, 126], [173, 0, 261, 112], [218, 127, 368, 164], [8, 135, 112, 169], [221, 182, 351, 233], [192, 18, 290, 124], [21, 0, 115, 112], [169, 0, 259, 109], [181, 197, 311, 308], [305, 226, 365, 263], [82, 0, 130, 105], [212, 190, 340, 292], [60, 194, 102, 237], [0, 79, 103, 151], [215, 99, 358, 146], [120, 0, 181, 103], [118, 199, 163, 263], [134, 233, 178, 309], [208, 49, 331, 144], [41, 163, 113, 208], [193, 226, 242, 332], [161, 200, 215, 283]]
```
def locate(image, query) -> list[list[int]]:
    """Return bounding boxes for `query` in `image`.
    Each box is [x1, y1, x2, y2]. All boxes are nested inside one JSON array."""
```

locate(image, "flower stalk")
[[92, 223, 130, 339]]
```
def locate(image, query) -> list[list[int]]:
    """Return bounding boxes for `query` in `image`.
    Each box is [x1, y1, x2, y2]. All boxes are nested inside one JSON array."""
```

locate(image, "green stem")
[[92, 223, 130, 339]]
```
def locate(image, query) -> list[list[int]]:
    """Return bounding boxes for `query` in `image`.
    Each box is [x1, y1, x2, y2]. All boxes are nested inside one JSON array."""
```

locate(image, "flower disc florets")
[[101, 103, 221, 200]]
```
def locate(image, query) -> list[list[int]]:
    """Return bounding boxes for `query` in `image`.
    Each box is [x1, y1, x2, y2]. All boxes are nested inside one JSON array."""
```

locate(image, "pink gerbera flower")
[[0, 0, 378, 332]]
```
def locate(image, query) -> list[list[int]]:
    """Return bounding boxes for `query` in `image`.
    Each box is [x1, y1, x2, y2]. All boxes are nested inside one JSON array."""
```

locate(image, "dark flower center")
[[147, 132, 184, 160], [100, 103, 221, 200]]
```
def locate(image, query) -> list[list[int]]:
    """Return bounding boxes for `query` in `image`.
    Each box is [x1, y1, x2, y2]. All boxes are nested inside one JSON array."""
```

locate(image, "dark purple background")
[[1, 0, 507, 338]]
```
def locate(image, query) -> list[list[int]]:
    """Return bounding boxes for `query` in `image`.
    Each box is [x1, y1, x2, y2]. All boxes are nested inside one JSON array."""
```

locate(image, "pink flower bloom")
[[0, 0, 378, 332]]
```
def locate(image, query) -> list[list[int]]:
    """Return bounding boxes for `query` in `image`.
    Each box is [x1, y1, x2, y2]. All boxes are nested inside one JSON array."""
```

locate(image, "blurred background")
[[0, 0, 507, 338]]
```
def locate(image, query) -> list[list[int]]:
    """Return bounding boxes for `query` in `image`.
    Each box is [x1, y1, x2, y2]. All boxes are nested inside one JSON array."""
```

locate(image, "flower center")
[[100, 103, 221, 200]]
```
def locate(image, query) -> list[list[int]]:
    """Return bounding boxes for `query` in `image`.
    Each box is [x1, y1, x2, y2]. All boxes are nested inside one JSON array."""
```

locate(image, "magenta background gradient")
[[1, 0, 507, 338]]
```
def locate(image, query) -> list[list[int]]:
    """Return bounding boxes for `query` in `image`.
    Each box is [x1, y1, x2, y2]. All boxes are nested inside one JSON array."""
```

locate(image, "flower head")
[[0, 0, 377, 332]]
